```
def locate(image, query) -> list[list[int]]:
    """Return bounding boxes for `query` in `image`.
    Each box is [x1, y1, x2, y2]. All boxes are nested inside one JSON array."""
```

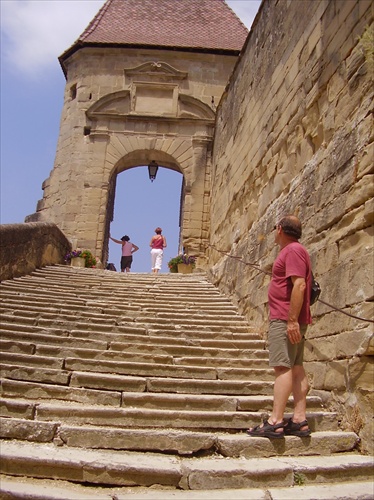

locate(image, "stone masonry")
[[209, 0, 373, 453]]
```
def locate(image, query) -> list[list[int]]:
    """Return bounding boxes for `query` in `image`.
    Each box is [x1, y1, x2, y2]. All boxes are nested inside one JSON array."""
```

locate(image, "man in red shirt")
[[248, 215, 312, 438]]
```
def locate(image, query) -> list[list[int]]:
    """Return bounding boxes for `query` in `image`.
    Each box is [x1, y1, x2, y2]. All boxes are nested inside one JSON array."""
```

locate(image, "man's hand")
[[287, 320, 301, 344]]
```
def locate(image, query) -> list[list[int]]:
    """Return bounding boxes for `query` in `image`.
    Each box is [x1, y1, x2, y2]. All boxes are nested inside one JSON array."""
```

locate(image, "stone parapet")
[[0, 222, 71, 281]]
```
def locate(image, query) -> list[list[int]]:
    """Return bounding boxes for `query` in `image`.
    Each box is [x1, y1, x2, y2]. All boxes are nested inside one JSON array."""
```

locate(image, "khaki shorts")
[[268, 320, 307, 368]]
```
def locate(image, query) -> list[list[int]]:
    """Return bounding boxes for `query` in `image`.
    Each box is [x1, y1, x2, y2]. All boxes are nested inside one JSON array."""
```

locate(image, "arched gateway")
[[26, 0, 248, 267]]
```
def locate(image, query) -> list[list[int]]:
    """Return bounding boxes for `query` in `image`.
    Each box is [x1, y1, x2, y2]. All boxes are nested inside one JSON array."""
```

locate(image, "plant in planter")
[[64, 249, 97, 268], [167, 254, 196, 273]]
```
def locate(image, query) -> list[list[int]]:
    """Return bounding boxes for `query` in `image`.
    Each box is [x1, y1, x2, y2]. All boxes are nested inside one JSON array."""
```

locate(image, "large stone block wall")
[[0, 223, 71, 281], [209, 0, 373, 452]]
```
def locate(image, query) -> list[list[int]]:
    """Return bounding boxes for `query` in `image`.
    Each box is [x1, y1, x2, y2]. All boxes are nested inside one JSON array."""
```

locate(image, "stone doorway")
[[108, 165, 184, 273]]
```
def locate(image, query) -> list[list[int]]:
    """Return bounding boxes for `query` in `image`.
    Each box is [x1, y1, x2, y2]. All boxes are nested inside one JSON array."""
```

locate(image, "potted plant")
[[168, 254, 196, 273], [64, 249, 97, 268]]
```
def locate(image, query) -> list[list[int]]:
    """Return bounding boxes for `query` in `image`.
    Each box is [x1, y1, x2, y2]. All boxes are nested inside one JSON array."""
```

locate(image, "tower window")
[[70, 84, 77, 100]]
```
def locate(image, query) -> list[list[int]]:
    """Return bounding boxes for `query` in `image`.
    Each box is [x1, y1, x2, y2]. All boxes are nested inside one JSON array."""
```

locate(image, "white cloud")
[[0, 0, 106, 76], [0, 0, 261, 77]]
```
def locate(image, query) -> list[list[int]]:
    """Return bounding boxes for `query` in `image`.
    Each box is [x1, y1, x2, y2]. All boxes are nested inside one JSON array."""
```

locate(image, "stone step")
[[0, 416, 357, 457], [0, 309, 251, 331], [0, 321, 259, 344], [0, 322, 263, 350], [0, 398, 338, 431], [1, 294, 238, 315], [0, 313, 252, 335], [1, 340, 269, 369], [1, 373, 272, 406], [0, 299, 241, 318], [1, 392, 323, 415], [2, 478, 374, 500], [1, 361, 274, 387], [1, 278, 231, 299], [0, 333, 267, 359], [2, 474, 373, 500], [1, 277, 236, 296], [1, 441, 372, 490]]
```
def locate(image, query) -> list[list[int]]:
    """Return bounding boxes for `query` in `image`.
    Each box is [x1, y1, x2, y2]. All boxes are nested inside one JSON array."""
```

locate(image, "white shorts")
[[151, 248, 163, 270]]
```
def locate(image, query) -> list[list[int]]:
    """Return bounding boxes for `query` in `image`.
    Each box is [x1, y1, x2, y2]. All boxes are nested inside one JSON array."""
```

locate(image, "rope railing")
[[207, 244, 374, 324]]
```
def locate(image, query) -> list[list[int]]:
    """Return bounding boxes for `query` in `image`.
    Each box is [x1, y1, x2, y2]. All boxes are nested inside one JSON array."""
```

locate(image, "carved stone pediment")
[[86, 90, 131, 119], [124, 61, 188, 83], [86, 88, 215, 122], [178, 94, 215, 120]]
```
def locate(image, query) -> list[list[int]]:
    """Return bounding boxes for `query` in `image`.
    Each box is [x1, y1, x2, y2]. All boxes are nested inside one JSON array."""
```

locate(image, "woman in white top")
[[150, 227, 167, 273]]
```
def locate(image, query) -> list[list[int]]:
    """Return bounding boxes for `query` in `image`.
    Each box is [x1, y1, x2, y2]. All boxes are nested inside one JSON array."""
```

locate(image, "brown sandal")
[[284, 418, 311, 437], [247, 420, 285, 439]]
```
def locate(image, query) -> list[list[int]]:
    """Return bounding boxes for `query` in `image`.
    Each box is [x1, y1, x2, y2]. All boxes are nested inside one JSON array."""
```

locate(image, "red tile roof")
[[68, 0, 248, 54]]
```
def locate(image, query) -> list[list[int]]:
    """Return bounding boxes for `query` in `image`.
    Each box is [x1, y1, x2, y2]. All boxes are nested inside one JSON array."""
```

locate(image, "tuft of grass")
[[357, 24, 374, 73], [293, 471, 306, 486]]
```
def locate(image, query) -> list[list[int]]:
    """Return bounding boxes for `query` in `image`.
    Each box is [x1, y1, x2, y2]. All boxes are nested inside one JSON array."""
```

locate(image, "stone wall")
[[0, 223, 71, 281], [209, 0, 373, 452]]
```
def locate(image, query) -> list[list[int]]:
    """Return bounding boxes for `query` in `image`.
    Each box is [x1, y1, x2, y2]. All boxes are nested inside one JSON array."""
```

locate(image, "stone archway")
[[86, 81, 216, 266], [98, 132, 212, 268]]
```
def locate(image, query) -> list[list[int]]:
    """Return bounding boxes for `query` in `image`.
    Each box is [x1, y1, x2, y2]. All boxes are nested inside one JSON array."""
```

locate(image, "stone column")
[[181, 135, 212, 266]]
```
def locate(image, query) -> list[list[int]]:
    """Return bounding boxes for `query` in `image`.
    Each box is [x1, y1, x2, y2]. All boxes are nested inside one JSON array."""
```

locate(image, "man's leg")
[[270, 366, 293, 425], [290, 365, 309, 430], [247, 365, 290, 436]]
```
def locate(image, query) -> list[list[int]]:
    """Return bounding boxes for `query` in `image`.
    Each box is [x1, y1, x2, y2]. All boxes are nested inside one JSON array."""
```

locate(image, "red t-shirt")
[[268, 242, 312, 325], [152, 236, 164, 250]]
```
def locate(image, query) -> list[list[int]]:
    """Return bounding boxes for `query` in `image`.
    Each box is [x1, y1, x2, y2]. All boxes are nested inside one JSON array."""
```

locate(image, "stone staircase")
[[0, 265, 372, 499]]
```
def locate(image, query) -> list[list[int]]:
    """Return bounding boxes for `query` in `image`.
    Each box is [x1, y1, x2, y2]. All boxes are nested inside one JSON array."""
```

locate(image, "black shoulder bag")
[[310, 272, 321, 305]]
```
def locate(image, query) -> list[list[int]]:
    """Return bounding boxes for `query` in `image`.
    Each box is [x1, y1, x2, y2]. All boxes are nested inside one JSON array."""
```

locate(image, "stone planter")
[[177, 263, 193, 274], [71, 257, 86, 268]]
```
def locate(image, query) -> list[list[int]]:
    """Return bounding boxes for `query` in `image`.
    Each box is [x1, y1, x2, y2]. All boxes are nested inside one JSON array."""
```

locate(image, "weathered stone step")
[[27, 267, 214, 284], [0, 398, 338, 431], [0, 319, 261, 350], [2, 474, 373, 500], [0, 329, 265, 358], [0, 319, 259, 343], [2, 357, 273, 385], [0, 376, 275, 402], [1, 339, 269, 370], [0, 295, 243, 315], [0, 299, 240, 318], [1, 352, 271, 381], [0, 309, 251, 332], [28, 270, 223, 291], [1, 278, 231, 300], [0, 415, 357, 457], [0, 392, 323, 415], [1, 441, 372, 490], [1, 390, 323, 413], [0, 314, 252, 337]]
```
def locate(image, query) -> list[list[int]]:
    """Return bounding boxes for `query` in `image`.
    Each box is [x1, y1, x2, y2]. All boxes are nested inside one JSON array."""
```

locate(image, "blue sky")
[[0, 0, 261, 272]]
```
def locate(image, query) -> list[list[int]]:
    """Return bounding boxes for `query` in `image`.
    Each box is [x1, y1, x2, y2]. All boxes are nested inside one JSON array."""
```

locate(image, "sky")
[[0, 0, 261, 273]]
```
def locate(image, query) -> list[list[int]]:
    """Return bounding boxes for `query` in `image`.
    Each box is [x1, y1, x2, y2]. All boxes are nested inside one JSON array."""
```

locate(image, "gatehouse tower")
[[26, 0, 248, 266]]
